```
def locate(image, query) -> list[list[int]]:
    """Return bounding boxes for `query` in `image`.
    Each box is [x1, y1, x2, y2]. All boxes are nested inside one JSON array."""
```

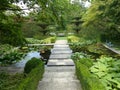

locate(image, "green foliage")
[[18, 60, 44, 90], [24, 58, 42, 74], [90, 56, 120, 90], [43, 37, 56, 43], [0, 50, 24, 64], [72, 52, 105, 90], [0, 72, 24, 90], [88, 43, 111, 54], [82, 0, 120, 42], [67, 35, 79, 43], [0, 22, 26, 46], [26, 37, 56, 44], [0, 58, 44, 90], [70, 40, 95, 52], [21, 21, 41, 38], [26, 38, 43, 44], [72, 52, 93, 67], [0, 44, 13, 56], [0, 44, 25, 65], [0, 0, 26, 46]]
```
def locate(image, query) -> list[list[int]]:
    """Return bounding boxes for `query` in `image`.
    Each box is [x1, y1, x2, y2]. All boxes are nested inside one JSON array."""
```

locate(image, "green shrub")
[[17, 59, 44, 90], [72, 52, 105, 90], [24, 58, 42, 74], [75, 61, 106, 90]]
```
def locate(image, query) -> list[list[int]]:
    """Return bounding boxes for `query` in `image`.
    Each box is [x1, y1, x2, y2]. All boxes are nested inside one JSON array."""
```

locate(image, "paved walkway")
[[37, 40, 82, 90]]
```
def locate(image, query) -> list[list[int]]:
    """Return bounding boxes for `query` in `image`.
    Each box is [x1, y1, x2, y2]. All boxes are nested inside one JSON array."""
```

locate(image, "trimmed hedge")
[[24, 57, 42, 74], [17, 59, 44, 90], [73, 56, 106, 90], [75, 61, 105, 90]]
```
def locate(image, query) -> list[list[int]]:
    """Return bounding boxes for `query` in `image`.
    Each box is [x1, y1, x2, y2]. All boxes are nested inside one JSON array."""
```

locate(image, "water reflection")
[[12, 51, 41, 68]]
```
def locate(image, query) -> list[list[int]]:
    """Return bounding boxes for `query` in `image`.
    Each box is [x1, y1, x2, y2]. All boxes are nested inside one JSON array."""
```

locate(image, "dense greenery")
[[81, 0, 120, 42], [72, 52, 106, 90], [0, 0, 26, 46], [26, 37, 56, 44], [1, 0, 120, 89], [90, 56, 120, 90], [0, 44, 25, 65], [0, 58, 44, 90], [18, 58, 44, 90], [0, 72, 24, 90], [72, 51, 120, 90], [67, 35, 80, 43]]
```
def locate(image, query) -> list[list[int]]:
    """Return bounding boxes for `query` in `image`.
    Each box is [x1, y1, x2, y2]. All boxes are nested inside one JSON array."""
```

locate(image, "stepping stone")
[[47, 59, 74, 66]]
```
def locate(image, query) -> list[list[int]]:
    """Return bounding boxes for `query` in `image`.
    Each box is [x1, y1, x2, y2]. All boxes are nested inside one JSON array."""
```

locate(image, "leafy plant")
[[0, 50, 25, 65], [90, 56, 120, 90], [73, 53, 105, 90], [70, 40, 95, 52]]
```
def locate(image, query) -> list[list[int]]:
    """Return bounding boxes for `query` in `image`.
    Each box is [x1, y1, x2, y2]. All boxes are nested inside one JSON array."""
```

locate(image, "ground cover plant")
[[90, 56, 120, 90], [0, 44, 26, 65], [71, 40, 120, 90]]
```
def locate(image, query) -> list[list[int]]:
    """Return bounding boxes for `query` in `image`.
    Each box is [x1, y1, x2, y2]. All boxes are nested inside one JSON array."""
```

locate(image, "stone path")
[[37, 40, 82, 90]]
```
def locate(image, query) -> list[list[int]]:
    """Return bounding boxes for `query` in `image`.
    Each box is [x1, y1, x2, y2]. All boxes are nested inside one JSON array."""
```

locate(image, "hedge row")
[[17, 60, 44, 90], [74, 58, 106, 90]]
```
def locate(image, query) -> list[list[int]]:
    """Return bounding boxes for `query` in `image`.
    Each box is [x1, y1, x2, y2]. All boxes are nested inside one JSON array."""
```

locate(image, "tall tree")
[[0, 0, 26, 46], [82, 0, 120, 41]]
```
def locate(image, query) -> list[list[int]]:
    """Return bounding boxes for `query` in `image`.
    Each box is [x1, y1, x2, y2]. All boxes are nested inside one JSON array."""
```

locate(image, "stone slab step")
[[52, 48, 71, 50], [43, 72, 76, 78], [54, 45, 69, 48], [47, 59, 74, 66], [51, 50, 72, 54], [45, 66, 75, 72], [37, 80, 81, 90], [49, 54, 71, 59]]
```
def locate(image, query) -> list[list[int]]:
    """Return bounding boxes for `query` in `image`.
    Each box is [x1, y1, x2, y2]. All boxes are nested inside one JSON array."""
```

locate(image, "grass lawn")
[[56, 37, 67, 40]]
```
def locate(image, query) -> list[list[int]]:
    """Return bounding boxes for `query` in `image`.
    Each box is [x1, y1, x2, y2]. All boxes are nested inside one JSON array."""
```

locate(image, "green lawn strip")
[[56, 37, 67, 40]]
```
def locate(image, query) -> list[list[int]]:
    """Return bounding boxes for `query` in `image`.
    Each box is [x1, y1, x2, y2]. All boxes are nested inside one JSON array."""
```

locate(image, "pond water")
[[12, 51, 41, 68]]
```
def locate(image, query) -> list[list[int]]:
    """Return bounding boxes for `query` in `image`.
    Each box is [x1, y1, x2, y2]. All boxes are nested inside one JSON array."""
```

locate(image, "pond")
[[12, 51, 41, 68]]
